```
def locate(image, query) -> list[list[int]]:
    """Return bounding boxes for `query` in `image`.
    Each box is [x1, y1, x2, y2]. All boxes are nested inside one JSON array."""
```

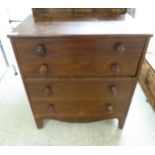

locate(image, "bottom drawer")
[[31, 100, 128, 118]]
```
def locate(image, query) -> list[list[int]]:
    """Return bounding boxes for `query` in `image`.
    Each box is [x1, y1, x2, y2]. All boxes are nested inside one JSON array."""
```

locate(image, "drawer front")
[[14, 37, 145, 77], [20, 57, 140, 77], [31, 99, 128, 117], [14, 37, 145, 58], [26, 78, 135, 100]]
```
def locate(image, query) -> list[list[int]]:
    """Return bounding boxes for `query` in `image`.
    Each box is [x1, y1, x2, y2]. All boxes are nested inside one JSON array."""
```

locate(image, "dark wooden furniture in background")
[[32, 8, 127, 20], [8, 9, 152, 129], [139, 54, 155, 111]]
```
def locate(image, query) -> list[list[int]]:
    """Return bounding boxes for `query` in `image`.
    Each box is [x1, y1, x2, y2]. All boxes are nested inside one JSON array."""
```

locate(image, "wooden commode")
[[8, 10, 152, 129]]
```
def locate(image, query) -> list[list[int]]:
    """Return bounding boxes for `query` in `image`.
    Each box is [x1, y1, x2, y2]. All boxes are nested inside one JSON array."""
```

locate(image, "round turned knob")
[[35, 45, 46, 56], [111, 63, 121, 74], [39, 64, 48, 75], [44, 87, 51, 96], [110, 85, 117, 96], [115, 43, 126, 55], [106, 104, 113, 113], [48, 104, 54, 112]]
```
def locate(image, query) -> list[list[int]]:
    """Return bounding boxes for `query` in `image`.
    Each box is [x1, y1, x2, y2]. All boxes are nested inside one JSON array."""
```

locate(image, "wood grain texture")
[[32, 8, 127, 20], [19, 56, 141, 77], [139, 59, 155, 111], [25, 78, 135, 100], [14, 37, 146, 58], [31, 99, 127, 118], [8, 15, 153, 38], [13, 37, 146, 77]]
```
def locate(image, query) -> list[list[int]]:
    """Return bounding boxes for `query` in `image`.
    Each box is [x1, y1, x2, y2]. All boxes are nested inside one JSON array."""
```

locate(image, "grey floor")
[[0, 69, 155, 145]]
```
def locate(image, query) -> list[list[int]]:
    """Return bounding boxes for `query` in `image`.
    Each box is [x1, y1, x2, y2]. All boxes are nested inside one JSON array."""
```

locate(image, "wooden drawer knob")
[[39, 64, 48, 75], [110, 85, 117, 96], [115, 43, 126, 55], [106, 104, 113, 113], [35, 45, 46, 56], [111, 63, 121, 74], [48, 104, 54, 112], [44, 87, 51, 96]]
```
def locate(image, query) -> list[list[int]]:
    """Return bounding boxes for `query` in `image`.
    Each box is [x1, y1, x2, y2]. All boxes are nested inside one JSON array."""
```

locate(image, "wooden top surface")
[[8, 14, 153, 38]]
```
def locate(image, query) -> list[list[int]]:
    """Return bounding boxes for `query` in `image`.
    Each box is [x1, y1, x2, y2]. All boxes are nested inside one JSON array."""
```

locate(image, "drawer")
[[20, 56, 140, 77], [14, 37, 145, 59], [31, 99, 128, 118], [26, 78, 135, 100]]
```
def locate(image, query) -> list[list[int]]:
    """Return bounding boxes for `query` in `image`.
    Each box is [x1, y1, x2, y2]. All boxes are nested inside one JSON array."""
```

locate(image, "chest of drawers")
[[8, 15, 152, 129]]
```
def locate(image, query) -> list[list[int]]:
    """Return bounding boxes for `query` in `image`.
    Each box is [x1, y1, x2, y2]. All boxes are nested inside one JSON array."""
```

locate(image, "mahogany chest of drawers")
[[8, 15, 152, 129]]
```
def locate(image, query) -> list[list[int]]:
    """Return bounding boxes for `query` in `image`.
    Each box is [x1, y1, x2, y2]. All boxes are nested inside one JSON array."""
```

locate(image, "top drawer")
[[14, 36, 145, 58]]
